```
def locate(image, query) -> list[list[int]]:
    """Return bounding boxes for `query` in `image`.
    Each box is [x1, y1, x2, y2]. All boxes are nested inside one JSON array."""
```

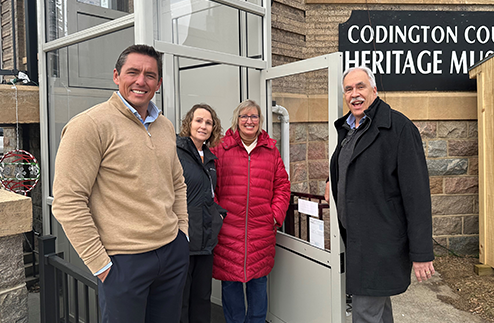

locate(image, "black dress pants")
[[180, 254, 214, 323], [352, 295, 393, 323]]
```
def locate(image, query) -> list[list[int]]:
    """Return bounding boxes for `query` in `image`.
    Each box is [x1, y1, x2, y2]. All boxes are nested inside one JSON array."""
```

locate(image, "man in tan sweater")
[[52, 45, 189, 323]]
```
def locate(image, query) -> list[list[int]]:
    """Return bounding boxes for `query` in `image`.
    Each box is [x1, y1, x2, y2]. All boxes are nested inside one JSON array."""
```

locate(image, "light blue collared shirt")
[[94, 262, 112, 276], [116, 91, 160, 130], [346, 113, 367, 129]]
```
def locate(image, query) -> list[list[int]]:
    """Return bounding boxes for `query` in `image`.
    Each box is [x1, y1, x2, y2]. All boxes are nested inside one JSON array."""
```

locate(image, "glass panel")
[[270, 68, 330, 248], [271, 68, 328, 191], [77, 0, 132, 10], [47, 48, 114, 188], [177, 57, 240, 132], [45, 0, 132, 41], [159, 0, 262, 58], [247, 13, 262, 59], [174, 0, 239, 54], [67, 27, 134, 89], [46, 29, 141, 188], [247, 67, 261, 107]]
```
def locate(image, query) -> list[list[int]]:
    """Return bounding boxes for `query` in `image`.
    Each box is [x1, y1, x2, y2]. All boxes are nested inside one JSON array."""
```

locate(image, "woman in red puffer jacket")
[[211, 99, 290, 323]]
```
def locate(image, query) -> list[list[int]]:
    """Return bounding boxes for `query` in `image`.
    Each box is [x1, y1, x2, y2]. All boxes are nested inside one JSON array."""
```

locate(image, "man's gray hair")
[[342, 66, 378, 94]]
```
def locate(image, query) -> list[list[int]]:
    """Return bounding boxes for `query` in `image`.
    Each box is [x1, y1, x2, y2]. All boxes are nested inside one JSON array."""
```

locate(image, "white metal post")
[[134, 0, 155, 46], [263, 0, 272, 136], [157, 0, 178, 122], [328, 52, 345, 323], [37, 0, 51, 235]]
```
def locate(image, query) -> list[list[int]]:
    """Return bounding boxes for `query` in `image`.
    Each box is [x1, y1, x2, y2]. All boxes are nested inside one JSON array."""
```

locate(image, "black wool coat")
[[176, 135, 226, 256], [330, 97, 434, 297]]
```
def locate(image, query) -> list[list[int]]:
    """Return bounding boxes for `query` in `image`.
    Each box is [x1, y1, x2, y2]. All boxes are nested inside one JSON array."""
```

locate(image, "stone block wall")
[[2, 124, 42, 237], [274, 120, 480, 255], [274, 122, 332, 247], [0, 235, 28, 323], [0, 190, 32, 323], [417, 120, 479, 256]]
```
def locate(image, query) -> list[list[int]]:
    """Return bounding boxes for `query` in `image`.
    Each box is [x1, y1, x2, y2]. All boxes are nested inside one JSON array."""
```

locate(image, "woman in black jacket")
[[177, 104, 226, 323]]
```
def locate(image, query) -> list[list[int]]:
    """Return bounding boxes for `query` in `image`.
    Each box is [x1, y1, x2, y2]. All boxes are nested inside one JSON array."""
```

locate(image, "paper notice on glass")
[[309, 217, 325, 249], [298, 199, 319, 217]]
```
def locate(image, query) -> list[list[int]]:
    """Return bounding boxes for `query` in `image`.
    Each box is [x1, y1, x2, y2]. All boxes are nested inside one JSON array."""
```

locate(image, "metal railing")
[[283, 192, 330, 247], [24, 230, 39, 287], [37, 194, 329, 322], [38, 235, 100, 323]]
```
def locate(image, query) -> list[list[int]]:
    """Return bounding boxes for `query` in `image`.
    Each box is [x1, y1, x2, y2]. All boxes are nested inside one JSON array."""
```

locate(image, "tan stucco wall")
[[0, 84, 39, 124], [273, 92, 477, 122], [0, 189, 32, 237]]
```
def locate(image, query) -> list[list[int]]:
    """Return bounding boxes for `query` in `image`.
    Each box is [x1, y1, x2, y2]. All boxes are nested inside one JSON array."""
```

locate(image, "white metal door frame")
[[38, 0, 269, 234], [261, 52, 346, 323], [37, 0, 135, 234], [38, 1, 344, 321]]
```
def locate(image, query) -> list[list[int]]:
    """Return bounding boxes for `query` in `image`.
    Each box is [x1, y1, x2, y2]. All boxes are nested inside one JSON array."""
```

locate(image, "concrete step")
[[24, 251, 36, 264], [25, 275, 39, 290], [24, 262, 38, 278], [24, 251, 39, 288]]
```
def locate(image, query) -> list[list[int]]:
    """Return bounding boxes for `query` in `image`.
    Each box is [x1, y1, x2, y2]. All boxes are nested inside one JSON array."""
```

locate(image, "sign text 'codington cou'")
[[338, 11, 494, 91]]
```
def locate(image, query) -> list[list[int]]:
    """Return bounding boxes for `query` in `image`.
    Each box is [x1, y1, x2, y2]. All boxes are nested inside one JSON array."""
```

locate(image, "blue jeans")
[[221, 276, 268, 323]]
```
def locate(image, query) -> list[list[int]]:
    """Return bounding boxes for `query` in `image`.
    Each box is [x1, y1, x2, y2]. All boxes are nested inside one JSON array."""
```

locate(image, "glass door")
[[261, 53, 346, 323]]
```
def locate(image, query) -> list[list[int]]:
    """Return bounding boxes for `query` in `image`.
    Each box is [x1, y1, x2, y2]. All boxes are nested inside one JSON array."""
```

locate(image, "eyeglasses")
[[238, 114, 259, 122]]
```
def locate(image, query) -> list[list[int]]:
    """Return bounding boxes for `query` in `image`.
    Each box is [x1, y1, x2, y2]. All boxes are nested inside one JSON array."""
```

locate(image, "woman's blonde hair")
[[179, 104, 223, 147], [230, 99, 264, 136]]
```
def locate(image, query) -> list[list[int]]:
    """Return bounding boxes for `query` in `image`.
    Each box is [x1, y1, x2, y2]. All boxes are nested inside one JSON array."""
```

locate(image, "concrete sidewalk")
[[28, 272, 488, 322], [389, 272, 487, 323]]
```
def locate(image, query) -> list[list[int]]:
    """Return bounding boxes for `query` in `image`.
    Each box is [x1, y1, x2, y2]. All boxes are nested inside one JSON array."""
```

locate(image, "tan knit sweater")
[[52, 93, 188, 274]]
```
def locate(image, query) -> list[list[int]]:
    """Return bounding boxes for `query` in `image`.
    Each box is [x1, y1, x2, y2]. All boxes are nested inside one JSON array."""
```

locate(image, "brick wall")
[[1, 0, 26, 76]]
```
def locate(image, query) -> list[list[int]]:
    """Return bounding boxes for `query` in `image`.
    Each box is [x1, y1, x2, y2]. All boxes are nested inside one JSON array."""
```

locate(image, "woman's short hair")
[[179, 104, 223, 147], [230, 99, 264, 136]]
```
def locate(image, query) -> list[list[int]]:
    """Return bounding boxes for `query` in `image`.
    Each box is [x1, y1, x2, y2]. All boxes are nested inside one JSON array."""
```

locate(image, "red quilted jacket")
[[211, 129, 291, 282]]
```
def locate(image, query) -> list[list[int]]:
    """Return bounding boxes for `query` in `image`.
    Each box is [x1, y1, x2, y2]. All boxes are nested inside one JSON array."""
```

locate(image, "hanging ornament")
[[0, 76, 41, 195], [0, 149, 40, 195]]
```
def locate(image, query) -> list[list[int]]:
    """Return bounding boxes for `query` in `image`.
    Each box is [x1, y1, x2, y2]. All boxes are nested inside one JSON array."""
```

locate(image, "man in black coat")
[[324, 66, 435, 323]]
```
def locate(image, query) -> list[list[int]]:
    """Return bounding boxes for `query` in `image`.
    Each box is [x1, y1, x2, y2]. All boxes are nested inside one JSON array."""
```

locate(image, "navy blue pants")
[[98, 231, 189, 323]]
